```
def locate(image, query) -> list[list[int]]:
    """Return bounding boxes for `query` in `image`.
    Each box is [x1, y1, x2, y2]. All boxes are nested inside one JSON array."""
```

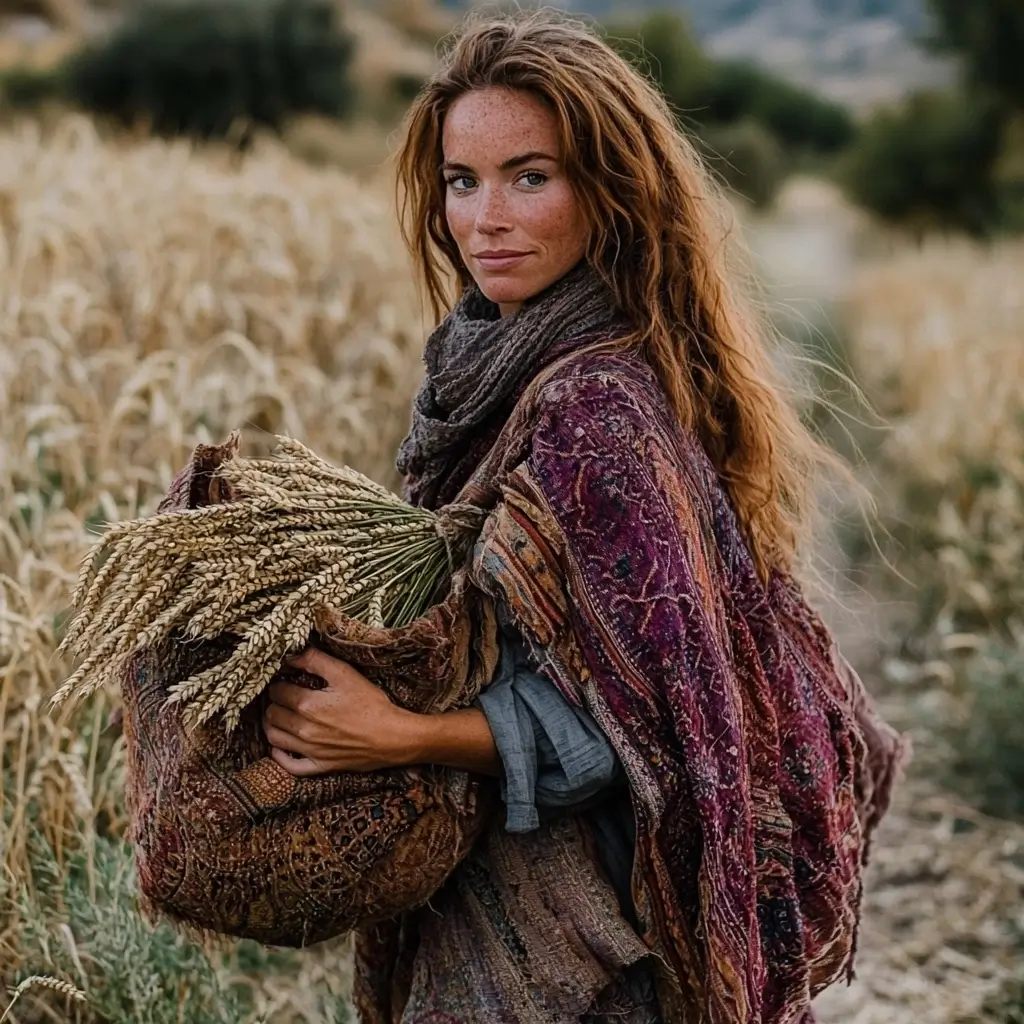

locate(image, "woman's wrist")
[[394, 707, 502, 777], [391, 709, 438, 766]]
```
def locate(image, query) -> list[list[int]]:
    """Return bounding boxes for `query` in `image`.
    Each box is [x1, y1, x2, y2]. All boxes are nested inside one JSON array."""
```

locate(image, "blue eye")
[[521, 171, 547, 187], [445, 174, 475, 192]]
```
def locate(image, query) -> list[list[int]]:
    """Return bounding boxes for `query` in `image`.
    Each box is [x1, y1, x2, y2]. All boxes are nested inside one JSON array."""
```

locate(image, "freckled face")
[[441, 87, 590, 317]]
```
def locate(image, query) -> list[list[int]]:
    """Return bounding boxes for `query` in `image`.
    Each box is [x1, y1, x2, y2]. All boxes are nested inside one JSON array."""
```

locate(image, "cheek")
[[444, 195, 474, 250], [521, 184, 586, 253]]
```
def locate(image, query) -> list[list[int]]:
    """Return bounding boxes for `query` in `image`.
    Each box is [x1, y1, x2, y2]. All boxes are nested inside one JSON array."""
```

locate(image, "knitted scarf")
[[396, 260, 622, 508]]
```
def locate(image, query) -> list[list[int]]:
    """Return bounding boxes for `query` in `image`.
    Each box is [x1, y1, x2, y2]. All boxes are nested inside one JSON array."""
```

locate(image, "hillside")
[[460, 0, 953, 109], [556, 0, 928, 36]]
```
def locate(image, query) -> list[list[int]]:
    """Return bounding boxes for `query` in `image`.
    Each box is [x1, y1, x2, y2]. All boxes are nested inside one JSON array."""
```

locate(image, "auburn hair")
[[395, 9, 837, 579]]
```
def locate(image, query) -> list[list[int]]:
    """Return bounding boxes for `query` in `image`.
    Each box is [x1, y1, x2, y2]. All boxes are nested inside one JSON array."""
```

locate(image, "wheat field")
[[848, 239, 1024, 483], [847, 239, 1024, 679], [1, 116, 1023, 1022], [0, 115, 424, 1022]]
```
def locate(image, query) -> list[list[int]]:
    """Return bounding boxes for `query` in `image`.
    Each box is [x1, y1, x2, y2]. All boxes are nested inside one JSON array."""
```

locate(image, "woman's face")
[[441, 86, 590, 317]]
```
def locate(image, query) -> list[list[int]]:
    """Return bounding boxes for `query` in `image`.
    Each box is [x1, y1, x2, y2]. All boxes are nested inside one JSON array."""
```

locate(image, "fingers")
[[286, 647, 343, 679], [263, 703, 317, 757], [270, 746, 324, 777], [280, 648, 371, 702], [266, 679, 313, 714]]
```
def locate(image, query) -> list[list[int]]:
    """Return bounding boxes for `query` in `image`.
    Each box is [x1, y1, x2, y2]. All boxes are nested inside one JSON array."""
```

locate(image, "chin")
[[475, 273, 549, 308]]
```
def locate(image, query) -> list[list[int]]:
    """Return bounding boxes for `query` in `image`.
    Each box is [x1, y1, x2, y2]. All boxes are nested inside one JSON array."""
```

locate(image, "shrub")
[[929, 0, 1024, 111], [63, 0, 355, 143], [389, 71, 427, 107], [846, 240, 1024, 818], [0, 65, 63, 110], [605, 10, 713, 119], [606, 12, 855, 156], [698, 118, 787, 208], [945, 642, 1024, 818], [699, 61, 856, 154], [13, 836, 254, 1023], [840, 90, 1005, 235]]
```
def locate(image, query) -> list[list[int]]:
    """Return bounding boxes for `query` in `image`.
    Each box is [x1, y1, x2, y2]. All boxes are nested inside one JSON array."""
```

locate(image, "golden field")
[[847, 239, 1024, 711], [0, 115, 424, 1022], [0, 119, 1022, 1022]]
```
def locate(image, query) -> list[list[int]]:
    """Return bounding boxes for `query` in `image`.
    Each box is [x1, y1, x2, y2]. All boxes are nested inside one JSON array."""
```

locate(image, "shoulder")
[[522, 345, 722, 536], [527, 345, 711, 485], [532, 346, 672, 441]]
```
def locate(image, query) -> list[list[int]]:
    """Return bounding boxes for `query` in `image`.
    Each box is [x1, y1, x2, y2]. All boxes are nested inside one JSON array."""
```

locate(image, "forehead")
[[442, 87, 561, 162]]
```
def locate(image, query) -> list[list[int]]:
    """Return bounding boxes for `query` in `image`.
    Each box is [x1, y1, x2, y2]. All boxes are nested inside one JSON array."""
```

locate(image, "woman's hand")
[[263, 648, 419, 776], [263, 647, 503, 779]]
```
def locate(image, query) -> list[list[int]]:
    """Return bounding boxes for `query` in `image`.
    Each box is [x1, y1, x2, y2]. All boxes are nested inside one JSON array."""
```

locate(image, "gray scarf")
[[396, 261, 620, 503]]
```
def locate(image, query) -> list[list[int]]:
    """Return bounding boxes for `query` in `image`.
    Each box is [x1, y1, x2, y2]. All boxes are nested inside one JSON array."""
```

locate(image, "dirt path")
[[813, 770, 1024, 1023], [802, 547, 1024, 1022]]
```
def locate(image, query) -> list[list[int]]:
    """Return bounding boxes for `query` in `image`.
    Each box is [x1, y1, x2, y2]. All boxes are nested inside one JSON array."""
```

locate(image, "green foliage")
[[944, 642, 1024, 819], [606, 11, 713, 117], [877, 442, 1024, 819], [699, 61, 856, 154], [63, 0, 355, 144], [607, 12, 854, 156], [6, 828, 355, 1022], [698, 119, 787, 208], [0, 65, 64, 110], [839, 90, 1005, 235], [604, 11, 856, 207], [389, 71, 427, 108], [12, 835, 255, 1022], [986, 974, 1024, 1023], [929, 0, 1024, 111]]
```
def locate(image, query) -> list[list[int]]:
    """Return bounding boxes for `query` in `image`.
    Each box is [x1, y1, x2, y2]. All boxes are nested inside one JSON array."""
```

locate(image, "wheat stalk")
[[51, 436, 485, 729], [1, 116, 427, 1006], [1, 976, 87, 1023]]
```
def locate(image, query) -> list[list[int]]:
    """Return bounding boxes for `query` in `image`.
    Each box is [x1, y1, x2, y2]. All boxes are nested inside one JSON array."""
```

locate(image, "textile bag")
[[121, 438, 499, 946]]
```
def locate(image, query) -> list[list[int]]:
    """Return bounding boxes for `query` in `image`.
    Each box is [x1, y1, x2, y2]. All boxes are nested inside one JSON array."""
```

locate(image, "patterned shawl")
[[359, 323, 905, 1022]]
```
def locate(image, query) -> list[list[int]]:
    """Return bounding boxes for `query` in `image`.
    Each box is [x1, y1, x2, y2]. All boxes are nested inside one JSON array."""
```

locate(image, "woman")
[[261, 11, 904, 1023]]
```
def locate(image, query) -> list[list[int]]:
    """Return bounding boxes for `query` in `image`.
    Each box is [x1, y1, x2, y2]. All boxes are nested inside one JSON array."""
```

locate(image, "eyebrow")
[[441, 150, 558, 173]]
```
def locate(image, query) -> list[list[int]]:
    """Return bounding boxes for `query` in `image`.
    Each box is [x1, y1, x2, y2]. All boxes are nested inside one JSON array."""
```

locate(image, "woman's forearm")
[[400, 707, 503, 777]]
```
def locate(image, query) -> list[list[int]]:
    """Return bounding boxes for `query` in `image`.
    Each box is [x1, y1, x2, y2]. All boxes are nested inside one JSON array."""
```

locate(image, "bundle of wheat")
[[52, 433, 486, 731], [71, 435, 499, 946]]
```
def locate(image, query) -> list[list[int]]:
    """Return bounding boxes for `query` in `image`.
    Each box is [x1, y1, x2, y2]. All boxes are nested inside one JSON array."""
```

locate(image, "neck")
[[498, 301, 521, 318]]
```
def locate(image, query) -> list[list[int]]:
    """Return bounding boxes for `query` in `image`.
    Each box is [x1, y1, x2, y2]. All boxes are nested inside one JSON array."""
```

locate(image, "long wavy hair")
[[395, 9, 839, 579]]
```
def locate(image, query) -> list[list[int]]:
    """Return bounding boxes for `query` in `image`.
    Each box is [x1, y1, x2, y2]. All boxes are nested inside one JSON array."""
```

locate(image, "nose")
[[474, 183, 512, 235]]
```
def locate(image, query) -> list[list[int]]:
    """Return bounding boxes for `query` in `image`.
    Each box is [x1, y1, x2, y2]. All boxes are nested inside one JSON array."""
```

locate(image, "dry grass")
[[0, 114, 424, 1019], [846, 240, 1024, 678], [848, 240, 1024, 485], [2, 107, 1021, 1021], [825, 237, 1024, 1023]]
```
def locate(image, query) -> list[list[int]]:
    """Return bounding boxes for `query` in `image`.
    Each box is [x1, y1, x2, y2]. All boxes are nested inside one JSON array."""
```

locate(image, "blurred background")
[[0, 1, 1021, 1022]]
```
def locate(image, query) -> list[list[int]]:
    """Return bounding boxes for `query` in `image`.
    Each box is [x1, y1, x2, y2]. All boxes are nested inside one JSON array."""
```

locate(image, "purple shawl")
[[362, 335, 905, 1023]]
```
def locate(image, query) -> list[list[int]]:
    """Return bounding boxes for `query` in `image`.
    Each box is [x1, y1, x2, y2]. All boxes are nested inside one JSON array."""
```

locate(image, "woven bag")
[[121, 438, 498, 946]]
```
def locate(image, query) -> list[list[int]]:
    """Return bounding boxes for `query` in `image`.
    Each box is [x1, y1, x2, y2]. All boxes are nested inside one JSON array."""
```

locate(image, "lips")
[[473, 250, 531, 271]]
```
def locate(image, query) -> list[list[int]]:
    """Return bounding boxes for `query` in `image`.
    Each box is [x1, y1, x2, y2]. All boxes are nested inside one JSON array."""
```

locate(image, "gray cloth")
[[395, 260, 621, 504], [476, 617, 620, 833]]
